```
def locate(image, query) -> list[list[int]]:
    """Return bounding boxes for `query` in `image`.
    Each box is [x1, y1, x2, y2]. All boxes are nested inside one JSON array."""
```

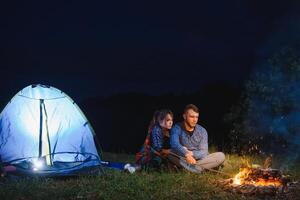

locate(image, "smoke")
[[236, 2, 300, 162], [242, 48, 300, 166]]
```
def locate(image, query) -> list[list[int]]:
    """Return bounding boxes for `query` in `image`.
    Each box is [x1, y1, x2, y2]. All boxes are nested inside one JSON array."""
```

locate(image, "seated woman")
[[136, 109, 174, 169]]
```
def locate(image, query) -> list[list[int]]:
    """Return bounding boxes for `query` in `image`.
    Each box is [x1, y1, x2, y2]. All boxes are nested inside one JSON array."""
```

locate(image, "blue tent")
[[0, 84, 102, 176]]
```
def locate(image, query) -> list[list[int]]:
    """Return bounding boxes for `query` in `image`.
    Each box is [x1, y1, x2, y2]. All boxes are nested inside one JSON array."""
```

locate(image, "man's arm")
[[192, 127, 208, 160], [170, 125, 188, 157]]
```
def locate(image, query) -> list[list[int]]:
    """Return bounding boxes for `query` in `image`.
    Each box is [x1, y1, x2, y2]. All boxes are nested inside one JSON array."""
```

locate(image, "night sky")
[[1, 1, 299, 102]]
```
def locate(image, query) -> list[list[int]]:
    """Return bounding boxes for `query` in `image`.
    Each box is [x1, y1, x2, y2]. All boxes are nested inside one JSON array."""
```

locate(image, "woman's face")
[[159, 114, 173, 130]]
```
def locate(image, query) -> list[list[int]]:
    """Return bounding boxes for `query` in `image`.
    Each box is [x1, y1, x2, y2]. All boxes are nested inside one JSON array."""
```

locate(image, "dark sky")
[[0, 1, 299, 102]]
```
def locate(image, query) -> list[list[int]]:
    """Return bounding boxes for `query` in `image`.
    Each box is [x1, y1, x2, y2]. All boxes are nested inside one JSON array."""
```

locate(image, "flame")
[[232, 167, 282, 187], [253, 178, 282, 187], [233, 167, 251, 185]]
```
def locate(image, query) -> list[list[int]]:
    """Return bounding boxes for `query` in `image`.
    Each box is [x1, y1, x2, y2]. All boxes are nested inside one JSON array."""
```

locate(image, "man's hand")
[[183, 147, 193, 157], [185, 154, 196, 165], [183, 147, 195, 164]]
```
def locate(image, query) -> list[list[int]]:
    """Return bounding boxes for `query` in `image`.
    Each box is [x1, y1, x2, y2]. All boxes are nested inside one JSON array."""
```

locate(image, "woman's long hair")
[[148, 109, 173, 133]]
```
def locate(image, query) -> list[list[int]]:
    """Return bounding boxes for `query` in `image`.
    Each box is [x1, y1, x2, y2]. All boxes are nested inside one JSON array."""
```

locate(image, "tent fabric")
[[0, 84, 102, 176]]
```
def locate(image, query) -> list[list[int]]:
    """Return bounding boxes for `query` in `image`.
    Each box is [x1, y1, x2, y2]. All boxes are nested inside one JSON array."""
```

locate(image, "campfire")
[[218, 157, 300, 198], [232, 166, 283, 187]]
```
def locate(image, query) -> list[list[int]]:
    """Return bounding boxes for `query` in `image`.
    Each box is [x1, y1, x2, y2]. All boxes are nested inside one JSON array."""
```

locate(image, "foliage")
[[225, 48, 300, 156]]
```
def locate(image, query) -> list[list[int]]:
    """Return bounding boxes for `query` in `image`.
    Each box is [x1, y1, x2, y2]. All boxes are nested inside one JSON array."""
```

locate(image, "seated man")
[[169, 104, 225, 173]]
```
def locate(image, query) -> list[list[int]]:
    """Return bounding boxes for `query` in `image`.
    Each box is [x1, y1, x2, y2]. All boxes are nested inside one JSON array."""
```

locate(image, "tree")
[[225, 48, 300, 157]]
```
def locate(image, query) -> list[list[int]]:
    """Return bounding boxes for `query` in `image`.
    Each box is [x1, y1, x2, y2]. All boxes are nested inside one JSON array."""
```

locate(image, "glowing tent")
[[0, 84, 102, 176]]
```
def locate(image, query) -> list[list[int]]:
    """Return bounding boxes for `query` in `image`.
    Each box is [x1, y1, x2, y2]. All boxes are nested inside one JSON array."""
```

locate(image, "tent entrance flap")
[[38, 99, 52, 166]]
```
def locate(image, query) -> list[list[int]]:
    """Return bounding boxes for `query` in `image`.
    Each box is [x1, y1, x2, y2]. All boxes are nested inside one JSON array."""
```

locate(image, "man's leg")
[[195, 152, 225, 171], [168, 153, 202, 173]]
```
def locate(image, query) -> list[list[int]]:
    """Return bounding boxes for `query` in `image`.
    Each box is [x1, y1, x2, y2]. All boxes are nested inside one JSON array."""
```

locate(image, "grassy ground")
[[0, 152, 299, 200]]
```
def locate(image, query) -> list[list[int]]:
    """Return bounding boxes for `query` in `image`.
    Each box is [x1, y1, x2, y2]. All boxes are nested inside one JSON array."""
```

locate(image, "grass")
[[0, 152, 299, 200]]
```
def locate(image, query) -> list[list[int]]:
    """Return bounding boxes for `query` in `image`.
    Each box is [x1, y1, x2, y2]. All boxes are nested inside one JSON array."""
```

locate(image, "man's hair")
[[183, 104, 199, 114]]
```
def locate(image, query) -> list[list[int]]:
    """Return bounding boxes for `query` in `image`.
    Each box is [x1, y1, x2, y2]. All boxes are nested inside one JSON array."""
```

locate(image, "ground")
[[0, 152, 299, 200]]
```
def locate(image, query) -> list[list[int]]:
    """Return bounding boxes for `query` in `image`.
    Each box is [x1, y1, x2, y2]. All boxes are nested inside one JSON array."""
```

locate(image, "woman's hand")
[[161, 149, 170, 157]]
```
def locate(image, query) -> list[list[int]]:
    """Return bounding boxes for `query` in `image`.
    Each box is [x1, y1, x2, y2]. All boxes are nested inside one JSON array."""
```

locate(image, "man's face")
[[183, 109, 199, 128]]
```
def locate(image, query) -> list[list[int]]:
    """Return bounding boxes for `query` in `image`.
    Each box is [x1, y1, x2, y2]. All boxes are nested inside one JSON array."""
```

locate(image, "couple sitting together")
[[136, 104, 225, 173]]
